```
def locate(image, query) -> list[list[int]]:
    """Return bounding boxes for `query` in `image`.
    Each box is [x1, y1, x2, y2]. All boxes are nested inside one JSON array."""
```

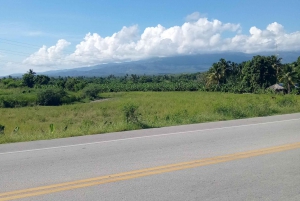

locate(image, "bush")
[[82, 85, 101, 99], [0, 95, 34, 108], [5, 80, 22, 88], [37, 88, 66, 106], [123, 103, 139, 123], [61, 95, 78, 104]]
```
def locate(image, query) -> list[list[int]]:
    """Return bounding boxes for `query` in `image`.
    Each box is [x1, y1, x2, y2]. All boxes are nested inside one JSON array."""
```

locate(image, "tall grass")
[[1, 92, 300, 144]]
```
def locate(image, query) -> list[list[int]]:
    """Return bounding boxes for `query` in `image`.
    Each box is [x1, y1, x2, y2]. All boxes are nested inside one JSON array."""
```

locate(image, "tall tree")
[[22, 69, 36, 88], [269, 55, 282, 83], [297, 56, 300, 67], [34, 75, 50, 85], [206, 63, 225, 86], [206, 58, 230, 86], [241, 56, 276, 92], [278, 64, 298, 93]]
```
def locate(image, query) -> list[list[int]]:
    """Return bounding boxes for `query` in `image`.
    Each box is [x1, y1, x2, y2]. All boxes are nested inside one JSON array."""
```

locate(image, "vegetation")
[[1, 91, 300, 144], [1, 54, 300, 144], [206, 55, 300, 94]]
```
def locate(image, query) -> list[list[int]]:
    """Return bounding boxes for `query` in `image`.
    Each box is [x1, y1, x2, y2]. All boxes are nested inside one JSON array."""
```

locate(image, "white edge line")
[[0, 118, 299, 155]]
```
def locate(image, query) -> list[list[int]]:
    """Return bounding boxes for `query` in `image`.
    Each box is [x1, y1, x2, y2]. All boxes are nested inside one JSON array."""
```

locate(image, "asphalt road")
[[1, 113, 300, 201]]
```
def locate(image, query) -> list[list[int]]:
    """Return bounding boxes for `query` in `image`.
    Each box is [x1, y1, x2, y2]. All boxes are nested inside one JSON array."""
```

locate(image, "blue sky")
[[1, 0, 300, 75]]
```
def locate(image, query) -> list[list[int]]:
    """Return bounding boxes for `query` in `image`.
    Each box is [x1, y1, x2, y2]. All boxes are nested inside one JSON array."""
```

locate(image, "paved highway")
[[1, 113, 300, 200]]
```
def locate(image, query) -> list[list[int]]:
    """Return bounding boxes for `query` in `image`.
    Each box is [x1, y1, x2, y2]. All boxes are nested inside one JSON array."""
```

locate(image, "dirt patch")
[[90, 98, 112, 103]]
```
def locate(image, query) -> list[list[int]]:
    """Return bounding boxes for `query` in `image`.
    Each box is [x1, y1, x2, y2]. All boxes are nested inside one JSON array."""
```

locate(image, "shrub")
[[82, 85, 101, 99], [0, 95, 33, 108], [37, 88, 66, 106], [123, 103, 139, 123], [5, 80, 22, 88], [61, 95, 78, 104]]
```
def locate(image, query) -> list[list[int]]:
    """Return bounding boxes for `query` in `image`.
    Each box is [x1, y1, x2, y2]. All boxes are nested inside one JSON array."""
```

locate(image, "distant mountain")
[[42, 52, 253, 77], [4, 52, 300, 77]]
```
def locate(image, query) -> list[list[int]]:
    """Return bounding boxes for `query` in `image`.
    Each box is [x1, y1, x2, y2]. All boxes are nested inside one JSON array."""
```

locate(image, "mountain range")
[[5, 52, 300, 77]]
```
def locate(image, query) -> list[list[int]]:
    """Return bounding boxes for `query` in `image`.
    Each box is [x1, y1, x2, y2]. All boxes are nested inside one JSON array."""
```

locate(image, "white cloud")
[[23, 39, 70, 68], [67, 25, 140, 65], [22, 14, 300, 71], [185, 12, 207, 22], [25, 31, 44, 36], [224, 22, 300, 53], [1, 62, 27, 76]]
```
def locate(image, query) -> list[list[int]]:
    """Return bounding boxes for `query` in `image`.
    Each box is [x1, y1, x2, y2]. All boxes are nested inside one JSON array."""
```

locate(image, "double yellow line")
[[1, 142, 300, 201]]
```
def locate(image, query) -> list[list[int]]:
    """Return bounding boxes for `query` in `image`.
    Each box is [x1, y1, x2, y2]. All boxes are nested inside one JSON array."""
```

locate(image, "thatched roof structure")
[[268, 84, 285, 91]]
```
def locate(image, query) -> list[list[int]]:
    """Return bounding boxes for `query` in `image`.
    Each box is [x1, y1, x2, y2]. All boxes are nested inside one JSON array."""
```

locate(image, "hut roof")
[[268, 84, 285, 90]]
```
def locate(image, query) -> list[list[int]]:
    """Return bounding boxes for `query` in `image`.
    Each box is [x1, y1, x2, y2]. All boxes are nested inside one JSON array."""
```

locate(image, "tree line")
[[0, 54, 300, 107], [206, 55, 300, 94]]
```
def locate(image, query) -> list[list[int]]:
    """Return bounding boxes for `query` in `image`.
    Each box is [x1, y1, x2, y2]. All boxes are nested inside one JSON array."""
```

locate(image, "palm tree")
[[269, 55, 282, 83], [206, 63, 225, 86], [28, 69, 36, 75], [278, 64, 298, 93]]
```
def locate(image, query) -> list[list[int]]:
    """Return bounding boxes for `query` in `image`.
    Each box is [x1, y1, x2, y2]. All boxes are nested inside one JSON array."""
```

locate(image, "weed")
[[49, 124, 54, 134], [101, 107, 109, 117], [215, 104, 247, 119], [0, 124, 4, 134], [80, 120, 95, 133], [13, 126, 19, 133], [276, 96, 297, 107], [0, 92, 300, 144], [123, 103, 139, 123], [63, 125, 68, 131]]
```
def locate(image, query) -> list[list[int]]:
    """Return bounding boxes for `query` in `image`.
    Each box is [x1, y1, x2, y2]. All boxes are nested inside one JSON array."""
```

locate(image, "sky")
[[0, 0, 300, 76]]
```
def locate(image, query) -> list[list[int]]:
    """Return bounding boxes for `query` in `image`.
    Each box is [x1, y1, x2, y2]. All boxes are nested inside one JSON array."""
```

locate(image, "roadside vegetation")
[[0, 55, 300, 144], [1, 91, 300, 144]]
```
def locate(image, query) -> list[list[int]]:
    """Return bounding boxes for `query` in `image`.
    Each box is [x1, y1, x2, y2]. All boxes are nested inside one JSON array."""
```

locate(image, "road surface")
[[1, 113, 300, 200]]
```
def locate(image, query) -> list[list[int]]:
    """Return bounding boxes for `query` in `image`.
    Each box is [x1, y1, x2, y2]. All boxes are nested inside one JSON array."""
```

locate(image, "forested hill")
[[22, 52, 300, 77]]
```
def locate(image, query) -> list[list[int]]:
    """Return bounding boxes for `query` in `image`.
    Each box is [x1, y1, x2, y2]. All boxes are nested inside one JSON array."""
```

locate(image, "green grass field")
[[1, 91, 300, 144]]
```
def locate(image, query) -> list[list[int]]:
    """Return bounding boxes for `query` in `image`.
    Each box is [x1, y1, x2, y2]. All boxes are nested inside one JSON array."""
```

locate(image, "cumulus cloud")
[[67, 25, 140, 65], [23, 14, 300, 70], [223, 22, 300, 53], [23, 39, 70, 67]]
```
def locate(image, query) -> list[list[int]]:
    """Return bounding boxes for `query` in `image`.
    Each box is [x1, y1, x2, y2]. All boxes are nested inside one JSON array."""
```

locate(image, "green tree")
[[269, 55, 282, 83], [206, 63, 224, 86], [34, 75, 50, 85], [206, 59, 229, 86], [22, 69, 36, 88], [279, 64, 298, 93], [241, 56, 276, 92], [297, 56, 300, 67], [130, 74, 139, 83], [65, 78, 79, 91]]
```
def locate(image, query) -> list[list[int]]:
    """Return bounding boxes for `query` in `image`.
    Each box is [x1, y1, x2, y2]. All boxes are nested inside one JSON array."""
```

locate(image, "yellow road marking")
[[1, 142, 300, 201]]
